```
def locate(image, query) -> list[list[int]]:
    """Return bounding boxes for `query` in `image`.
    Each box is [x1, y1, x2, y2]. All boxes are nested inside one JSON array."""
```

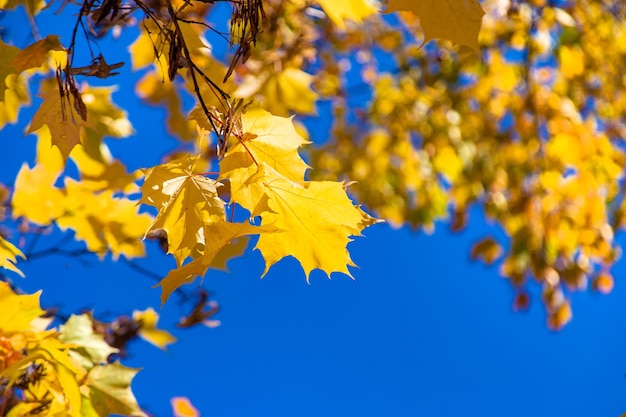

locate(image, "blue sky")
[[2, 3, 626, 417]]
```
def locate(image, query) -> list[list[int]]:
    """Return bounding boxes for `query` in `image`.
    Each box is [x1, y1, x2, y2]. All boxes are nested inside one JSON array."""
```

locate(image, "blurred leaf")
[[470, 237, 503, 265], [0, 282, 44, 331], [315, 0, 379, 29], [86, 362, 147, 417], [0, 236, 25, 277], [386, 0, 485, 51], [171, 397, 200, 417], [59, 314, 118, 368], [133, 308, 177, 350]]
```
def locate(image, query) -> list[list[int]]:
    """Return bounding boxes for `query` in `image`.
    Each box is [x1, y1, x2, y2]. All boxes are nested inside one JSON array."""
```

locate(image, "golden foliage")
[[386, 0, 485, 51], [310, 0, 626, 323], [144, 110, 376, 302], [0, 283, 146, 416]]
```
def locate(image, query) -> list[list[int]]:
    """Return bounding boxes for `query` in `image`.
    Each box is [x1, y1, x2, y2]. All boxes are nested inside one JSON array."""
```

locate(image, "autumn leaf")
[[0, 73, 30, 129], [72, 136, 141, 194], [12, 161, 64, 225], [234, 67, 319, 116], [251, 164, 377, 279], [315, 0, 379, 29], [0, 39, 32, 127], [547, 302, 572, 331], [157, 222, 267, 304], [386, 0, 485, 52], [470, 237, 503, 265], [0, 282, 44, 331], [12, 129, 146, 258], [0, 236, 25, 278], [209, 236, 249, 271], [219, 108, 310, 212], [59, 314, 118, 368], [69, 86, 138, 193], [0, 0, 46, 16], [57, 178, 152, 259], [559, 45, 585, 80], [141, 155, 225, 265], [0, 39, 21, 99], [133, 308, 177, 350], [28, 87, 91, 160], [80, 85, 133, 138], [218, 108, 378, 281], [592, 272, 614, 295], [9, 35, 64, 73], [86, 362, 147, 417], [32, 338, 84, 417], [172, 397, 200, 417]]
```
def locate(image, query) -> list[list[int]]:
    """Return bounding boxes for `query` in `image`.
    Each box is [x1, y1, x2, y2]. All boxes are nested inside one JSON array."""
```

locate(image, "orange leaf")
[[171, 397, 199, 417]]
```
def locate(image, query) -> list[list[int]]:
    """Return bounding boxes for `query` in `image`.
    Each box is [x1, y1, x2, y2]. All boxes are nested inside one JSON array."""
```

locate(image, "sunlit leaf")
[[387, 0, 485, 51], [59, 314, 118, 368], [133, 308, 177, 350], [0, 236, 25, 278], [0, 282, 44, 332], [86, 362, 147, 417]]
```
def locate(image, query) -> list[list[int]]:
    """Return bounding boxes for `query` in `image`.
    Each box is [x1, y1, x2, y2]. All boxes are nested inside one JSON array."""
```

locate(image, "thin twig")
[[166, 0, 225, 141]]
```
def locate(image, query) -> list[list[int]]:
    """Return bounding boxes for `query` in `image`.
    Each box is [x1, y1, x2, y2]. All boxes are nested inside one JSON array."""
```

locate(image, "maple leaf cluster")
[[0, 282, 146, 416], [142, 108, 377, 303]]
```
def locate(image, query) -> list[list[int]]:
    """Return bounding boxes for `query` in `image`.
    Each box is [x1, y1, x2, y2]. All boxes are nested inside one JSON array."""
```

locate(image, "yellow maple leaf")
[[250, 164, 377, 279], [0, 39, 21, 99], [234, 67, 318, 116], [72, 140, 141, 193], [85, 362, 147, 417], [0, 0, 46, 16], [387, 0, 485, 52], [0, 282, 45, 332], [133, 308, 177, 350], [63, 86, 138, 192], [209, 236, 249, 271], [0, 75, 30, 130], [8, 35, 64, 73], [141, 156, 225, 265], [0, 40, 31, 129], [0, 236, 25, 278], [128, 20, 167, 71], [219, 108, 310, 212], [80, 85, 133, 139], [157, 222, 266, 303], [12, 162, 65, 226], [33, 128, 65, 173], [315, 0, 379, 29], [57, 179, 152, 259], [28, 87, 91, 160]]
